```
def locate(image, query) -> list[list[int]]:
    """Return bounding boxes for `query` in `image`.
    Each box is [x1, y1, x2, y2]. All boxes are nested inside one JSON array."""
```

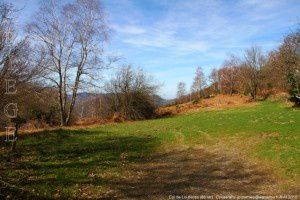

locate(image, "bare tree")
[[191, 67, 206, 98], [105, 65, 159, 120], [0, 1, 44, 151], [241, 46, 265, 100], [27, 0, 109, 125], [0, 2, 41, 101], [277, 28, 300, 102], [219, 55, 240, 95], [209, 67, 221, 94], [177, 81, 186, 103], [259, 51, 287, 98]]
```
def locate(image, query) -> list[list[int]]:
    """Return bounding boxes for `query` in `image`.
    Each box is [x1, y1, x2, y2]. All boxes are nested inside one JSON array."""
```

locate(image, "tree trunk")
[[65, 67, 82, 125]]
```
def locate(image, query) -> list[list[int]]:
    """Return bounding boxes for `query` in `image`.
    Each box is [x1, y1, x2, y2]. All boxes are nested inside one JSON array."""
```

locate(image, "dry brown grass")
[[0, 117, 119, 137], [0, 95, 255, 137], [156, 94, 256, 117]]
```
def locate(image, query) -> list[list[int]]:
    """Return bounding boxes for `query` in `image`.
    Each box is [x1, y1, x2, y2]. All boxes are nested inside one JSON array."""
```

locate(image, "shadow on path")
[[0, 129, 287, 199], [112, 148, 276, 199]]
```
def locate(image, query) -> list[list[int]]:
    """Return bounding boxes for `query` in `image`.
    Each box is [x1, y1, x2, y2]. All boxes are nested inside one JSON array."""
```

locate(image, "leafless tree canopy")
[[176, 81, 186, 103], [177, 27, 299, 104], [241, 46, 266, 100], [191, 67, 206, 98], [0, 1, 42, 113], [105, 65, 159, 120], [276, 28, 300, 97], [26, 0, 109, 125], [219, 55, 240, 96]]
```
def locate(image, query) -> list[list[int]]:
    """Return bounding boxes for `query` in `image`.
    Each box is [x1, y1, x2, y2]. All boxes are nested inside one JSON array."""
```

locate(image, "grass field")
[[0, 101, 299, 199]]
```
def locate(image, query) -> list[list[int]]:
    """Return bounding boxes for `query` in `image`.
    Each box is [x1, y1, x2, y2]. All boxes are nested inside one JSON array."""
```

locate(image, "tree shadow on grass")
[[0, 128, 159, 199], [109, 149, 277, 199], [0, 129, 280, 199]]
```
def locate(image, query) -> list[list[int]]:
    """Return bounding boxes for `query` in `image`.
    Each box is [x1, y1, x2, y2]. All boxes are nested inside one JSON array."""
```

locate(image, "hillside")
[[0, 100, 299, 199], [157, 94, 255, 116]]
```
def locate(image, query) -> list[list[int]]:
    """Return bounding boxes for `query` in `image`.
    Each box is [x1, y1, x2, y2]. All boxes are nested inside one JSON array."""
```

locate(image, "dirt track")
[[98, 147, 298, 200]]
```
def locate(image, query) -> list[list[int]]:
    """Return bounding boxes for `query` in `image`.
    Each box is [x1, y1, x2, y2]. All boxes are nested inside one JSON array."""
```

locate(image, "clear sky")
[[9, 0, 300, 99]]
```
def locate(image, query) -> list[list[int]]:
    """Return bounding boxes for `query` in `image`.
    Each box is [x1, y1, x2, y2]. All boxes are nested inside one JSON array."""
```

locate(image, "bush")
[[192, 98, 200, 104]]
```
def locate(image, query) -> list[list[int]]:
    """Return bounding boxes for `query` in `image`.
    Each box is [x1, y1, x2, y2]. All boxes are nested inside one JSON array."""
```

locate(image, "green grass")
[[0, 101, 299, 198]]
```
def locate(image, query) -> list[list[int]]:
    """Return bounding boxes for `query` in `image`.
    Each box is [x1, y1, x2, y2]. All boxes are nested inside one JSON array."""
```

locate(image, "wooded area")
[[177, 36, 300, 104], [0, 0, 159, 132], [1, 0, 299, 134]]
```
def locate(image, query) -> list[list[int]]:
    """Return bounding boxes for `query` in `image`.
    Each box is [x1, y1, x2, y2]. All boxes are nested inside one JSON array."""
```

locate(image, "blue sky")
[[10, 0, 300, 98]]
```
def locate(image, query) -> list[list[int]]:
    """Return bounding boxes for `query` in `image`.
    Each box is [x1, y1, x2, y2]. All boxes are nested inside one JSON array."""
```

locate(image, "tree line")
[[1, 0, 299, 132], [177, 28, 300, 105], [0, 0, 159, 130]]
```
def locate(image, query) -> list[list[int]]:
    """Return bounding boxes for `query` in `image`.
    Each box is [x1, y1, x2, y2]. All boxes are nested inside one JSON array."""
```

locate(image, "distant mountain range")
[[152, 94, 172, 107], [73, 92, 171, 107]]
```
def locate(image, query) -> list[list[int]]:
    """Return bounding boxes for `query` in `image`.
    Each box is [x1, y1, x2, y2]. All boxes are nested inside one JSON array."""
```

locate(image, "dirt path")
[[99, 147, 297, 200]]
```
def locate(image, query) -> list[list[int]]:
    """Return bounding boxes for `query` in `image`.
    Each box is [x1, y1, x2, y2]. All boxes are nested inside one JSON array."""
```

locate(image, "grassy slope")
[[0, 101, 299, 198]]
